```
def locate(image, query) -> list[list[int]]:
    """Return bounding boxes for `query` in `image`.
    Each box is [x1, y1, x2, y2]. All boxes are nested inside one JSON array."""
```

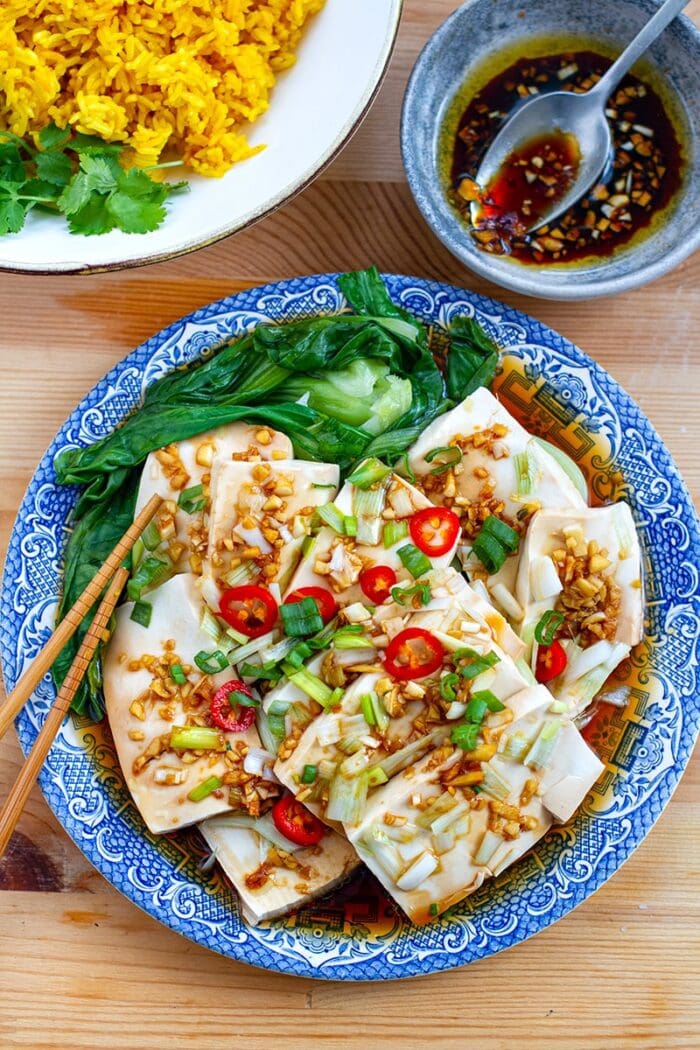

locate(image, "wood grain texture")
[[0, 0, 699, 1045]]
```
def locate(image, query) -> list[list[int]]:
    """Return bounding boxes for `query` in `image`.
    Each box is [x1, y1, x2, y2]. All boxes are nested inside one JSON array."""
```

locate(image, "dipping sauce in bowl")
[[448, 50, 685, 264]]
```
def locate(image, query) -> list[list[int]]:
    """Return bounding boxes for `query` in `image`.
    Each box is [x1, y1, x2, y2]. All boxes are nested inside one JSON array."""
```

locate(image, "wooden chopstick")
[[0, 567, 129, 860], [0, 492, 162, 741]]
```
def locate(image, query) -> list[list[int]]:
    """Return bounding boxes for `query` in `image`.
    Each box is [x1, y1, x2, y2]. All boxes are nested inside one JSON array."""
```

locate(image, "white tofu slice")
[[199, 816, 359, 924], [104, 573, 261, 834], [407, 389, 586, 615], [203, 459, 339, 601], [283, 472, 459, 606], [133, 423, 293, 572], [515, 503, 644, 650], [348, 684, 603, 924]]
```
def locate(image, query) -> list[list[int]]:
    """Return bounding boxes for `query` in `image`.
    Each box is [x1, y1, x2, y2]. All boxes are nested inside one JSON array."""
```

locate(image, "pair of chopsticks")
[[0, 493, 163, 859]]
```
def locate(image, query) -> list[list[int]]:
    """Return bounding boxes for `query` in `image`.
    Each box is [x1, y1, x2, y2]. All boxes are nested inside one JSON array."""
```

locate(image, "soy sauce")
[[450, 50, 684, 264]]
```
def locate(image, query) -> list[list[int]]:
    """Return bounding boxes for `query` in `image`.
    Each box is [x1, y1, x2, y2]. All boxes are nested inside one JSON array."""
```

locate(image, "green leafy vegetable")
[[0, 122, 187, 238], [445, 317, 500, 400]]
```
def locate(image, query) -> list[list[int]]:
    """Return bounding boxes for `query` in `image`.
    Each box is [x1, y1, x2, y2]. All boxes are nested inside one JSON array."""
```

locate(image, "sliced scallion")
[[439, 673, 460, 701], [391, 581, 431, 607], [317, 502, 346, 534], [130, 600, 152, 628], [170, 725, 223, 750], [383, 520, 409, 548], [178, 484, 206, 514], [194, 649, 229, 675], [397, 542, 431, 579], [326, 771, 369, 825], [127, 555, 171, 601], [353, 475, 390, 545], [513, 451, 534, 496], [141, 519, 162, 551], [170, 663, 187, 685], [425, 445, 463, 475], [301, 764, 318, 785], [187, 775, 222, 802], [470, 689, 505, 713], [464, 697, 489, 724], [280, 596, 323, 638], [451, 722, 480, 750], [281, 664, 333, 706], [524, 720, 561, 771], [347, 457, 391, 490], [534, 609, 565, 646]]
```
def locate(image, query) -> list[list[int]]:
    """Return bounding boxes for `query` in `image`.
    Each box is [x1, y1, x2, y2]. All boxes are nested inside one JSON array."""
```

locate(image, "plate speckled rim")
[[1, 273, 699, 979]]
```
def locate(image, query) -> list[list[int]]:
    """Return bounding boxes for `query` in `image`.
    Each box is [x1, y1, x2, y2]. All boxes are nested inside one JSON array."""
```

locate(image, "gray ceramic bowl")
[[401, 0, 700, 300]]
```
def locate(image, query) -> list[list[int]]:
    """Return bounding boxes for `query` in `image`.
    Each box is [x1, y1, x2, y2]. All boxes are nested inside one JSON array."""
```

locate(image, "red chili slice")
[[535, 640, 568, 683], [409, 506, 461, 558], [384, 627, 444, 681], [271, 793, 325, 846], [284, 586, 337, 624], [210, 680, 257, 733], [359, 564, 397, 604], [219, 584, 278, 638]]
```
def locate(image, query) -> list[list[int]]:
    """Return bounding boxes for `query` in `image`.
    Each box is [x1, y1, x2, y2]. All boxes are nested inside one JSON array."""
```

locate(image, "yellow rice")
[[0, 0, 324, 177]]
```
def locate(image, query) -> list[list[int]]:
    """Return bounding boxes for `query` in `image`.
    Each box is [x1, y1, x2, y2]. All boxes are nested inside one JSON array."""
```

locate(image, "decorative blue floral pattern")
[[1, 273, 699, 981]]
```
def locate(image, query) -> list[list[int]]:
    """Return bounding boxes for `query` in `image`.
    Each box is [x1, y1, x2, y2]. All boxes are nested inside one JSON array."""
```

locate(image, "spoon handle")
[[592, 0, 689, 99]]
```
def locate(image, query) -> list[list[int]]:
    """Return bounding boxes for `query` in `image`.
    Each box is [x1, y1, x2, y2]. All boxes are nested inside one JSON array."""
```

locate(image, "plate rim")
[[2, 270, 699, 979]]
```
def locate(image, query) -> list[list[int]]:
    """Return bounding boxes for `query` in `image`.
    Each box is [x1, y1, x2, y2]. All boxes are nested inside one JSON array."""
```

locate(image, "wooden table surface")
[[1, 2, 699, 1047]]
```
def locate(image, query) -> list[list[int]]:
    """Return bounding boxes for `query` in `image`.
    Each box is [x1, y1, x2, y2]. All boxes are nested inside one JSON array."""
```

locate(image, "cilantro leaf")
[[106, 191, 166, 233], [71, 133, 123, 155], [38, 122, 72, 152], [36, 150, 73, 187], [117, 167, 168, 201], [57, 171, 92, 215], [79, 153, 118, 194], [0, 197, 28, 235], [66, 195, 115, 236], [0, 143, 28, 185]]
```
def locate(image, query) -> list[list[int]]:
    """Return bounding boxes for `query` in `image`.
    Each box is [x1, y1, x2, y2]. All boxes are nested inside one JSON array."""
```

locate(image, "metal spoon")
[[473, 0, 689, 233]]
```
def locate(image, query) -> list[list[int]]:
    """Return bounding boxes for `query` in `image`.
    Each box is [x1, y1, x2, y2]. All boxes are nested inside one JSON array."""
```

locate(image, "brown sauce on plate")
[[449, 50, 684, 264]]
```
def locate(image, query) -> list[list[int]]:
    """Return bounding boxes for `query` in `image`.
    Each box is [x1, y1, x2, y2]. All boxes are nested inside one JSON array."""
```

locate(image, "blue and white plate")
[[2, 274, 699, 980]]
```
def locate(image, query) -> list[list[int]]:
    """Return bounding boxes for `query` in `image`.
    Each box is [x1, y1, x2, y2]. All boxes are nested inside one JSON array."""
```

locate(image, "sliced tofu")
[[283, 472, 459, 605], [199, 816, 359, 924], [348, 684, 603, 924], [407, 388, 586, 616], [104, 573, 261, 834], [203, 459, 339, 601], [515, 503, 644, 651], [133, 423, 293, 572]]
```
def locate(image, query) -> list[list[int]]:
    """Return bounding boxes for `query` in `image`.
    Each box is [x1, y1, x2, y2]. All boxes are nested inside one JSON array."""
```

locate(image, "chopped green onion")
[[141, 519, 162, 551], [194, 649, 229, 675], [130, 600, 152, 628], [301, 535, 317, 557], [481, 762, 513, 801], [131, 537, 145, 570], [439, 673, 460, 701], [391, 582, 432, 607], [425, 445, 463, 475], [317, 502, 347, 534], [301, 764, 318, 785], [239, 660, 283, 683], [395, 452, 416, 484], [429, 902, 439, 917], [127, 555, 171, 600], [280, 596, 323, 638], [187, 776, 222, 802], [267, 712, 286, 740], [372, 727, 444, 780], [361, 693, 376, 726], [513, 451, 533, 496], [177, 483, 206, 514], [397, 543, 432, 579], [454, 648, 500, 680], [535, 609, 565, 646], [329, 686, 344, 707], [353, 474, 390, 544], [221, 561, 256, 587], [365, 766, 389, 788], [170, 725, 223, 750], [311, 483, 336, 489], [333, 631, 374, 650], [482, 515, 520, 552], [464, 697, 489, 723], [200, 606, 224, 644], [451, 722, 480, 750], [170, 663, 187, 685], [474, 828, 503, 865], [286, 641, 313, 668], [472, 530, 506, 573], [524, 720, 561, 771], [383, 520, 409, 548], [470, 689, 506, 713], [281, 664, 333, 706], [343, 515, 358, 537], [326, 771, 369, 825], [229, 689, 258, 708], [347, 457, 391, 490]]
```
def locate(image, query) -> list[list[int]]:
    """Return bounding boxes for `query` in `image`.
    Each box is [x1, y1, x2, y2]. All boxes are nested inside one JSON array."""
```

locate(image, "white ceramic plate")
[[0, 0, 402, 274]]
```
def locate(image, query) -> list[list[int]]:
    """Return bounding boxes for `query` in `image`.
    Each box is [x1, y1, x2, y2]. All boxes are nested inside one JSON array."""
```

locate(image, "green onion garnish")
[[178, 483, 206, 514], [141, 519, 162, 551], [361, 693, 376, 726], [333, 632, 373, 650], [391, 582, 432, 607], [287, 641, 313, 668], [395, 452, 416, 484], [317, 502, 347, 534], [429, 902, 439, 917], [194, 649, 229, 675], [280, 596, 324, 637], [513, 451, 533, 496], [482, 515, 520, 552], [439, 672, 460, 701], [281, 664, 333, 706], [343, 515, 358, 537], [187, 775, 222, 802], [229, 689, 258, 708], [453, 648, 500, 680], [472, 516, 520, 573], [383, 520, 409, 548], [170, 663, 187, 685], [451, 722, 480, 751], [470, 689, 506, 713], [130, 600, 152, 628], [464, 696, 489, 723], [301, 764, 318, 784], [170, 725, 223, 750], [347, 457, 392, 490], [267, 713, 286, 740], [534, 609, 565, 646], [311, 483, 336, 489], [127, 555, 171, 601], [239, 660, 283, 683], [425, 445, 463, 475], [397, 543, 432, 579]]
